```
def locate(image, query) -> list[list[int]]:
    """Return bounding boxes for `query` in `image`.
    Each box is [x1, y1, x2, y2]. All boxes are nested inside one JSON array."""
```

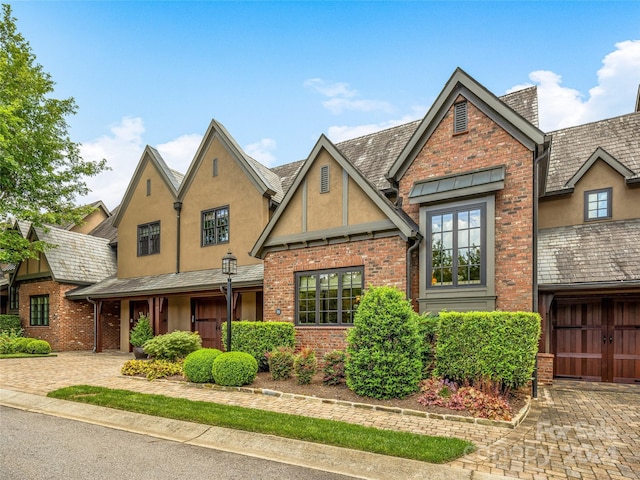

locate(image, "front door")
[[193, 298, 226, 350], [553, 297, 640, 383]]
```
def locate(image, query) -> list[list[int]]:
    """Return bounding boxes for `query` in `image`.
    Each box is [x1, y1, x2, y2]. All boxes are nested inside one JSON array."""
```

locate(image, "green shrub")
[[130, 314, 154, 347], [0, 331, 19, 354], [266, 346, 295, 380], [294, 347, 317, 385], [121, 359, 184, 380], [417, 313, 439, 378], [0, 315, 21, 335], [26, 339, 51, 354], [14, 337, 35, 353], [345, 286, 423, 399], [143, 330, 202, 361], [183, 348, 222, 383], [323, 350, 346, 386], [211, 351, 258, 386], [223, 321, 295, 371], [434, 311, 541, 390]]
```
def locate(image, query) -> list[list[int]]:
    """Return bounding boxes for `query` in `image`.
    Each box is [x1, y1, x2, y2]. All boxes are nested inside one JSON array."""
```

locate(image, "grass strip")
[[0, 353, 57, 359], [48, 385, 473, 463]]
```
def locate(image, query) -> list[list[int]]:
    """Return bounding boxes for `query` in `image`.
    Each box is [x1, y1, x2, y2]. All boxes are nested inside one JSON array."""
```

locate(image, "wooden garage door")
[[612, 299, 640, 383], [553, 298, 640, 383], [554, 299, 605, 381]]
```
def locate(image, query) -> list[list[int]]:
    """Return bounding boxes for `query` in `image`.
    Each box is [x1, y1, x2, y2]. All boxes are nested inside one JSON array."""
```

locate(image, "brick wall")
[[18, 280, 119, 351], [263, 236, 407, 357], [537, 353, 554, 385], [398, 96, 535, 311]]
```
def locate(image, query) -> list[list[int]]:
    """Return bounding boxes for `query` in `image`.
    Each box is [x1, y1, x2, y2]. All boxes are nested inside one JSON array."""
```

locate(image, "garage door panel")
[[613, 300, 640, 384]]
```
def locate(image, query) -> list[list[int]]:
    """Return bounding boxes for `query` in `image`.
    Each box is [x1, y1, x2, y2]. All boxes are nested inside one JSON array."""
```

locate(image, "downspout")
[[406, 237, 420, 303], [174, 201, 183, 274], [87, 297, 97, 354], [531, 140, 551, 399]]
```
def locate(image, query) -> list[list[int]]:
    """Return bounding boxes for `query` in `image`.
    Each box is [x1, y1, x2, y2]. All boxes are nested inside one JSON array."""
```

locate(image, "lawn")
[[48, 385, 474, 463]]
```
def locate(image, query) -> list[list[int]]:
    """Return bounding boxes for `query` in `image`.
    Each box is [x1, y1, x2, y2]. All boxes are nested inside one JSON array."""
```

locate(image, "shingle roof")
[[67, 263, 264, 299], [500, 86, 539, 127], [546, 112, 640, 192], [271, 160, 304, 194], [335, 121, 421, 191], [538, 219, 640, 285], [32, 226, 117, 284]]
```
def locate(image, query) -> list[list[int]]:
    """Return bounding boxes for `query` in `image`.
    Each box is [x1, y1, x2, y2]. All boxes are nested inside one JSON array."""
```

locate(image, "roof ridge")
[[548, 110, 640, 134], [335, 119, 422, 147]]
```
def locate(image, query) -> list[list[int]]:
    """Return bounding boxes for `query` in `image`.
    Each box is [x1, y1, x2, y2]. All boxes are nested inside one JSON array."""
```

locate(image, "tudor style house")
[[67, 120, 283, 351], [8, 68, 638, 384]]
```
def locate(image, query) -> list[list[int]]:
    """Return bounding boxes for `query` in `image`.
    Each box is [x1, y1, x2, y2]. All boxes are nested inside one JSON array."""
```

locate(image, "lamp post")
[[221, 250, 237, 352]]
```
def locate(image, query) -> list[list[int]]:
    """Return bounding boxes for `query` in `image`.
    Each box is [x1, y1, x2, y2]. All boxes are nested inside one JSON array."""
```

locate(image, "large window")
[[296, 267, 363, 326], [138, 221, 160, 256], [30, 295, 49, 326], [202, 206, 229, 246], [585, 188, 611, 221], [428, 204, 485, 287]]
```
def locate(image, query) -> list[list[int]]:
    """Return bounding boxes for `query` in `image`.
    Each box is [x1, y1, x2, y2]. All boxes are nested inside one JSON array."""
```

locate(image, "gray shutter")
[[454, 101, 468, 133], [320, 165, 330, 193]]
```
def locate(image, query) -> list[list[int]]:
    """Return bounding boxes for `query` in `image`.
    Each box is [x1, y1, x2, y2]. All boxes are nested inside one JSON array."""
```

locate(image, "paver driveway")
[[1, 351, 638, 479]]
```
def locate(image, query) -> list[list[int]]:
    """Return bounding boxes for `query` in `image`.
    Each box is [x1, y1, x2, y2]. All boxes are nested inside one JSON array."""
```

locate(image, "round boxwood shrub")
[[183, 348, 222, 383], [14, 337, 34, 353], [211, 352, 258, 387], [26, 339, 51, 355], [345, 285, 423, 399]]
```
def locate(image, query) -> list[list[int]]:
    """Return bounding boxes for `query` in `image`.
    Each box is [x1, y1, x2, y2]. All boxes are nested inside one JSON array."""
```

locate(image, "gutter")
[[174, 201, 183, 273], [86, 297, 98, 353]]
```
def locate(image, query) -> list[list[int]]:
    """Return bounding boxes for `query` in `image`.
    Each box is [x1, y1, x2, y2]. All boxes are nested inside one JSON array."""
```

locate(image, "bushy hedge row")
[[0, 332, 51, 355], [434, 311, 541, 389], [0, 315, 21, 334], [143, 331, 201, 361], [223, 321, 295, 371]]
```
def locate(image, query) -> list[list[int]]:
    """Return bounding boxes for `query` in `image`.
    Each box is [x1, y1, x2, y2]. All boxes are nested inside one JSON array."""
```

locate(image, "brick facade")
[[536, 353, 554, 385], [398, 97, 535, 312], [18, 280, 119, 351], [263, 236, 407, 358]]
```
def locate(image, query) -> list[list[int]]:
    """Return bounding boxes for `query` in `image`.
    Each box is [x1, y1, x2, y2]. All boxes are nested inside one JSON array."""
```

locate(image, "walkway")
[[1, 351, 638, 479]]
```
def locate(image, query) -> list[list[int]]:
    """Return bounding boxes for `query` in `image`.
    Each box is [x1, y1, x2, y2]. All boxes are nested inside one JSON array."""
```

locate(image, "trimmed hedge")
[[345, 286, 423, 399], [14, 337, 35, 353], [212, 351, 258, 386], [222, 321, 295, 371], [434, 311, 541, 390], [143, 331, 202, 361], [26, 339, 51, 355], [183, 348, 222, 383], [0, 315, 21, 334], [417, 314, 439, 378]]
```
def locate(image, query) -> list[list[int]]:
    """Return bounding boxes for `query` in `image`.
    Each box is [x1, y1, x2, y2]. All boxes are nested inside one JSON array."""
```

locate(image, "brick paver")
[[1, 351, 638, 479]]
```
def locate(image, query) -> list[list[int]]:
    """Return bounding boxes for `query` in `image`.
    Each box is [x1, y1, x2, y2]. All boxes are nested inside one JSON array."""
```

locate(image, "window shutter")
[[320, 165, 330, 193], [454, 101, 468, 133]]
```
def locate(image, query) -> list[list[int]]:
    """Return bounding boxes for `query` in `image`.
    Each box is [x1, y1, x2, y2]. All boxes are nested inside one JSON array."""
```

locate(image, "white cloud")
[[304, 78, 393, 114], [509, 40, 640, 131], [156, 134, 203, 174], [327, 107, 425, 143], [79, 117, 146, 210], [245, 138, 278, 167]]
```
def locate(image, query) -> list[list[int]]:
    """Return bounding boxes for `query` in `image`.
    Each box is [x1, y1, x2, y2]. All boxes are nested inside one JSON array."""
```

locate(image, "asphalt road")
[[0, 406, 355, 480]]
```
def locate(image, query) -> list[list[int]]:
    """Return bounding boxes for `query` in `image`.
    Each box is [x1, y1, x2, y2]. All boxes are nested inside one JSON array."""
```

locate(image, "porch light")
[[222, 250, 237, 352]]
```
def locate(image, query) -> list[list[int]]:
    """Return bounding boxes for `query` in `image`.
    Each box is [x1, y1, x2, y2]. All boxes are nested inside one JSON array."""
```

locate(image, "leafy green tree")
[[0, 4, 108, 263]]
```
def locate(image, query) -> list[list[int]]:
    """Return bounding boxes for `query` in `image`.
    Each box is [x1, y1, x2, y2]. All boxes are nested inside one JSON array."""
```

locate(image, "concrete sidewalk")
[[0, 388, 504, 480]]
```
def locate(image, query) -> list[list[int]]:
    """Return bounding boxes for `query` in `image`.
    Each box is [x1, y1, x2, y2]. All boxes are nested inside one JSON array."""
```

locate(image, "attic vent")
[[453, 101, 468, 134], [146, 178, 151, 196], [320, 165, 330, 193], [213, 158, 218, 177]]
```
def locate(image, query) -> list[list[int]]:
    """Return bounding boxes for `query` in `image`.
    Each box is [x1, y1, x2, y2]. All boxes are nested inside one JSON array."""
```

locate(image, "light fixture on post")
[[221, 250, 237, 352]]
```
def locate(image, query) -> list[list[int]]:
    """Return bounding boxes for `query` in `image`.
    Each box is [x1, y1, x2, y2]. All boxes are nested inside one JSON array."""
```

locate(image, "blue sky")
[[9, 1, 640, 209]]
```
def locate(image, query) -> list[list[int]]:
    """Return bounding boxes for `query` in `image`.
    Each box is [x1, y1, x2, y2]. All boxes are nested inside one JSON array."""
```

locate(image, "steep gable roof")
[[26, 226, 116, 285], [89, 204, 119, 243], [112, 146, 180, 227], [388, 68, 546, 181], [251, 135, 420, 259], [500, 86, 539, 128], [178, 119, 284, 203], [545, 112, 640, 193]]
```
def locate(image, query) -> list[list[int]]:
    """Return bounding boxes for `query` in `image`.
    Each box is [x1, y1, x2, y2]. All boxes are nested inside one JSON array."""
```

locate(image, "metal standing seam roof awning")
[[409, 165, 506, 204]]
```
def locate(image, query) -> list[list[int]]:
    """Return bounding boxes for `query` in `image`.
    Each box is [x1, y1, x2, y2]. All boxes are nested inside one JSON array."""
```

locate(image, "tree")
[[0, 4, 108, 263]]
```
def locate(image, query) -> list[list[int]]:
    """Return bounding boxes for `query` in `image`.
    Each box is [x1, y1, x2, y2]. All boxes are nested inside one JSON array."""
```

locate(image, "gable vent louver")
[[454, 101, 468, 134], [320, 165, 330, 193]]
